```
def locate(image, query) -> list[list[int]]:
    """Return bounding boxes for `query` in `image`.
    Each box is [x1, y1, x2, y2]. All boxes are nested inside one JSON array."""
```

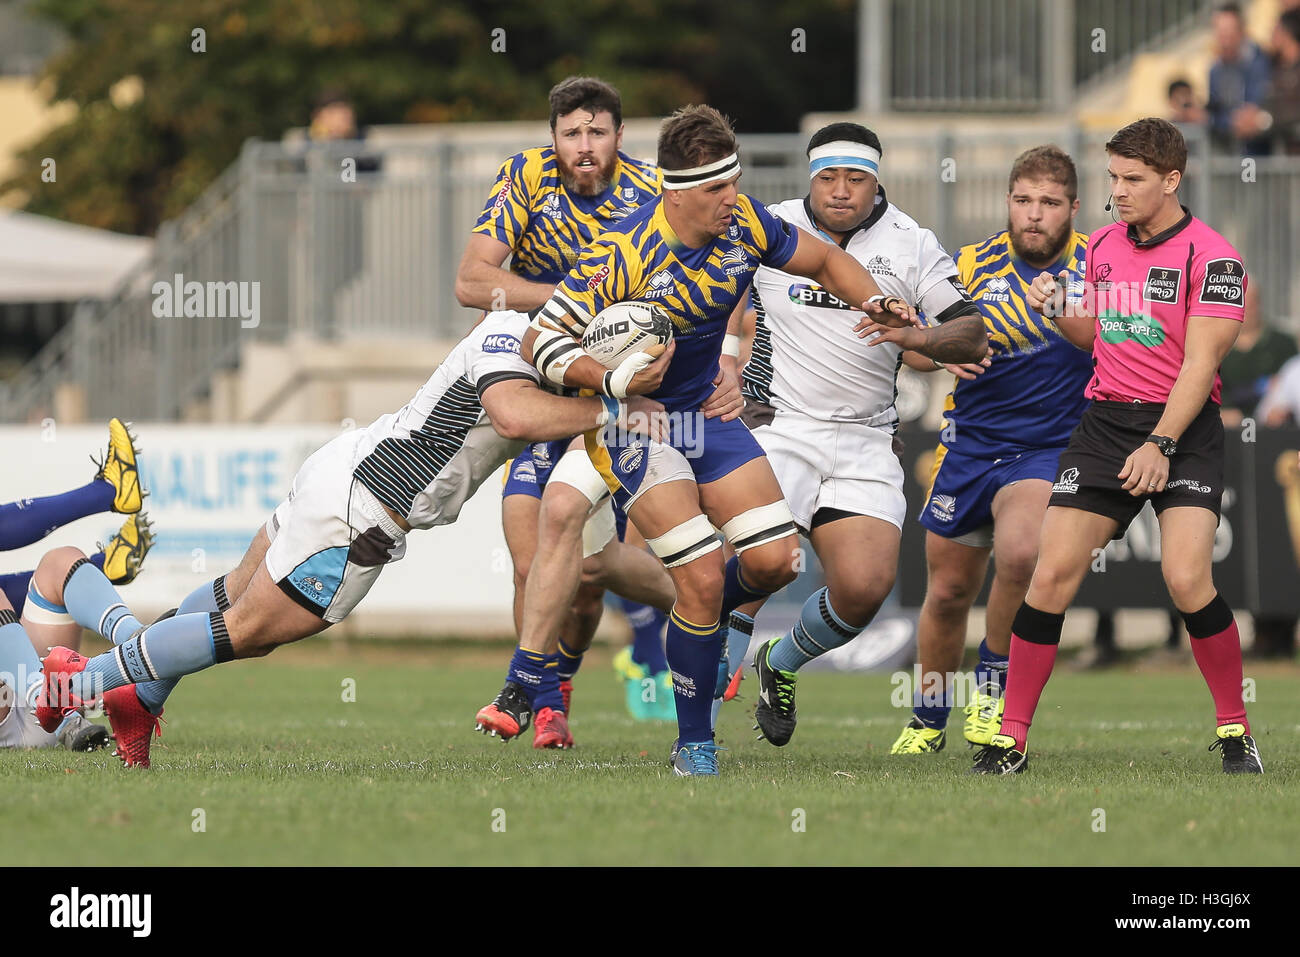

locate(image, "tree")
[[4, 0, 856, 235]]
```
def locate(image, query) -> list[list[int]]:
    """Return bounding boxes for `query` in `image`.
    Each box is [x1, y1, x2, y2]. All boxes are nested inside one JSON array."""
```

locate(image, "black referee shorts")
[[1047, 400, 1224, 537]]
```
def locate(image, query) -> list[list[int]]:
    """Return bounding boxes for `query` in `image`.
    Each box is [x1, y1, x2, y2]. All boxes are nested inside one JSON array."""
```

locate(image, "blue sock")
[[725, 612, 755, 677], [61, 559, 142, 645], [665, 610, 720, 744], [70, 611, 233, 701], [721, 556, 769, 620], [974, 638, 1009, 694], [557, 639, 584, 682], [768, 587, 861, 673], [913, 688, 953, 729], [134, 577, 228, 714], [622, 598, 668, 674], [0, 482, 116, 551], [0, 612, 42, 708], [506, 647, 561, 710], [0, 571, 33, 616]]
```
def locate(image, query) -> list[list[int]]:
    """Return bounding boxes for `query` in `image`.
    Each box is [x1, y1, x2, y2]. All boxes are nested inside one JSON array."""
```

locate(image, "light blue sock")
[[0, 613, 43, 709], [70, 612, 231, 701], [768, 587, 861, 673], [61, 559, 142, 645], [134, 577, 227, 714], [710, 612, 756, 728]]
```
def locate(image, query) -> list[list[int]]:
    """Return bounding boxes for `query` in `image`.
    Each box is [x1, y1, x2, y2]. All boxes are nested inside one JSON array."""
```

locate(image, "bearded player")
[[523, 105, 914, 775], [723, 123, 986, 750], [889, 146, 1092, 754], [973, 118, 1261, 775], [458, 76, 680, 748]]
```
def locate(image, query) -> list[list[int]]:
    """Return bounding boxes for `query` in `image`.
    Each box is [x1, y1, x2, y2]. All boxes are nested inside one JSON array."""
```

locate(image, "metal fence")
[[3, 123, 1298, 423], [878, 0, 1211, 112]]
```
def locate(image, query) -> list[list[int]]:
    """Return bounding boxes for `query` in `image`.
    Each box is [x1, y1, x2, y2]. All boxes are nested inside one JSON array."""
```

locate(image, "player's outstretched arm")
[[455, 234, 559, 312], [1028, 269, 1095, 350], [860, 314, 987, 364], [480, 378, 669, 443], [900, 349, 992, 380], [782, 228, 916, 328]]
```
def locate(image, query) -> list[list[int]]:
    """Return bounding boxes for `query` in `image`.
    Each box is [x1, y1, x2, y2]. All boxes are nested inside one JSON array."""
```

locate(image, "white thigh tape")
[[646, 514, 722, 568], [720, 500, 798, 552]]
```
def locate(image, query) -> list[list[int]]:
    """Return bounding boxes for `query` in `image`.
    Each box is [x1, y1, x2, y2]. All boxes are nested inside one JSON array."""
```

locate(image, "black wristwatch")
[[1146, 434, 1177, 457]]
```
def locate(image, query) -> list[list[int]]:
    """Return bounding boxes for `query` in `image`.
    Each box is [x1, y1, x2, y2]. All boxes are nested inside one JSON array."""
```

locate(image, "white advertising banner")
[[0, 424, 516, 634]]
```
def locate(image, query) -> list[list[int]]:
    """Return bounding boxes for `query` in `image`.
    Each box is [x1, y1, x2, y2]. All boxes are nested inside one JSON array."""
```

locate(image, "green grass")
[[3, 642, 1295, 866]]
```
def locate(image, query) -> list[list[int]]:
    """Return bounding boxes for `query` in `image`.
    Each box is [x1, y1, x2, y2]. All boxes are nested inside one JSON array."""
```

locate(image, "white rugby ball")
[[581, 301, 674, 369]]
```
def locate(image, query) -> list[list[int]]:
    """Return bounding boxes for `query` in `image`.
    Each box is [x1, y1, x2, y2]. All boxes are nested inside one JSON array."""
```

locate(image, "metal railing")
[[4, 124, 1298, 423], [881, 0, 1211, 112]]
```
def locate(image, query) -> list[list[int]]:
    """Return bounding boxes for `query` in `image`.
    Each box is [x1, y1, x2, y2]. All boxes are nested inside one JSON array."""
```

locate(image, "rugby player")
[[522, 105, 916, 775], [889, 146, 1092, 754], [37, 310, 670, 767], [726, 123, 987, 750], [973, 118, 1262, 774], [0, 547, 122, 752], [1, 418, 153, 607], [458, 76, 678, 748]]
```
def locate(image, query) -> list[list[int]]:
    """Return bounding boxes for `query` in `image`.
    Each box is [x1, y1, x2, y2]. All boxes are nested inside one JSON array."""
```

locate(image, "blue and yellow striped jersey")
[[545, 193, 801, 412], [471, 147, 662, 284], [943, 229, 1094, 457]]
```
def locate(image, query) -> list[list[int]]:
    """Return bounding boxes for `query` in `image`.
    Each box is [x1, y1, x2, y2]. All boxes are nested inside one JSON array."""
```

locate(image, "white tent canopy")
[[0, 209, 152, 302]]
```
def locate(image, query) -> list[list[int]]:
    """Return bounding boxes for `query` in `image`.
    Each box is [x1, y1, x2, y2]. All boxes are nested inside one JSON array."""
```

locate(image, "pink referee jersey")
[[1082, 209, 1246, 404]]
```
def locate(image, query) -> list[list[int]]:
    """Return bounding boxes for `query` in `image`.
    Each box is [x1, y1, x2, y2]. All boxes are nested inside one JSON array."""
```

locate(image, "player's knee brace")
[[720, 501, 798, 554], [645, 514, 721, 568]]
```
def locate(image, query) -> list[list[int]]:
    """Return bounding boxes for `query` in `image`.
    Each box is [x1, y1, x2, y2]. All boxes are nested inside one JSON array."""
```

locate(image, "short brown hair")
[[548, 76, 622, 131], [1008, 145, 1078, 201], [657, 105, 738, 171], [1105, 117, 1187, 176]]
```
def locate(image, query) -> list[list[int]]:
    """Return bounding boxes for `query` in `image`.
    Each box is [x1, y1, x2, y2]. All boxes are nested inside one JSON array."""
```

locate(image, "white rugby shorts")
[[750, 409, 906, 531], [264, 431, 408, 624]]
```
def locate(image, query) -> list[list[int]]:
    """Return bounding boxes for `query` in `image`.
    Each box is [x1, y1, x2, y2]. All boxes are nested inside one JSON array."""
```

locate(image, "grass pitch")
[[3, 641, 1295, 866]]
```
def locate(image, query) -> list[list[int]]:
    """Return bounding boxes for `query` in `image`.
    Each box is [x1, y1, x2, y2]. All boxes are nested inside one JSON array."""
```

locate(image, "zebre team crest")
[[928, 494, 956, 521]]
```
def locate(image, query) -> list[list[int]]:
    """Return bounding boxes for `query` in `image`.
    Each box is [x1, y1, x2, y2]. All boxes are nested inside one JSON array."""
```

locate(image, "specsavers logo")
[[1098, 309, 1166, 348]]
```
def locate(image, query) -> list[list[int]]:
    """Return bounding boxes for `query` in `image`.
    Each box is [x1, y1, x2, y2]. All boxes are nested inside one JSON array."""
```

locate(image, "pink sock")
[[1189, 620, 1249, 733], [1000, 634, 1059, 751]]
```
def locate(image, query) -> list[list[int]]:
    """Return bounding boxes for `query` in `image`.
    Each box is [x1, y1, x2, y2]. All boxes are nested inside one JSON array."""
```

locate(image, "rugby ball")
[[581, 301, 674, 369]]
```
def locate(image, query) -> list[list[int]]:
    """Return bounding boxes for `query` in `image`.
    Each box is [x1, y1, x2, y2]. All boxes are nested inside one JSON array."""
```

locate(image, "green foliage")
[[5, 0, 856, 235]]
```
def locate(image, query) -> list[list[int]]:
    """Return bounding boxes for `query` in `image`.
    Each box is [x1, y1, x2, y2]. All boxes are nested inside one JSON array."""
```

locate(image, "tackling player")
[[0, 546, 123, 752], [973, 118, 1262, 775], [729, 123, 987, 750], [37, 310, 669, 767], [522, 106, 916, 775], [890, 146, 1092, 754], [458, 76, 676, 748]]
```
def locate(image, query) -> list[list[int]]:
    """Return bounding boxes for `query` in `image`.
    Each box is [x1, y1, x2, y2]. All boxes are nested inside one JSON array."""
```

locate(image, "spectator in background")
[[1169, 78, 1207, 126], [1219, 284, 1296, 427], [302, 90, 379, 327], [1207, 2, 1273, 155], [1231, 297, 1300, 660], [1268, 10, 1300, 154], [309, 90, 359, 142]]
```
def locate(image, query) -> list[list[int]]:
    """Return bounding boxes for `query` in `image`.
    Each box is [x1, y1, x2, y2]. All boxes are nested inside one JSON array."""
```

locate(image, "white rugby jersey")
[[353, 310, 541, 529], [741, 191, 976, 424]]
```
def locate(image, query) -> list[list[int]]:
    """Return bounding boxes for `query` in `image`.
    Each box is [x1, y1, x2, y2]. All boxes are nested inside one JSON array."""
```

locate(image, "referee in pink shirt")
[[972, 118, 1262, 775]]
